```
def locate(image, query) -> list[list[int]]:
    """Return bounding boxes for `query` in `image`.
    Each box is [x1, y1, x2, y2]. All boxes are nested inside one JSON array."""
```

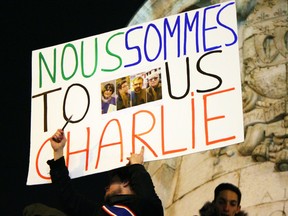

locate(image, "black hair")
[[102, 83, 115, 94], [107, 166, 131, 185], [117, 79, 127, 90], [214, 183, 242, 205]]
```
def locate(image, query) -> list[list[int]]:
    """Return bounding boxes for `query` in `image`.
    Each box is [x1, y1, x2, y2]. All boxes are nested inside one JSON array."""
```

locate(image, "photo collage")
[[101, 67, 162, 114]]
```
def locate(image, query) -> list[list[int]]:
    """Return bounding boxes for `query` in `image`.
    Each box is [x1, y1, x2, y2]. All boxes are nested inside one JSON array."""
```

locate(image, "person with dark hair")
[[116, 78, 131, 110], [101, 82, 116, 114], [199, 183, 248, 216], [49, 129, 163, 216]]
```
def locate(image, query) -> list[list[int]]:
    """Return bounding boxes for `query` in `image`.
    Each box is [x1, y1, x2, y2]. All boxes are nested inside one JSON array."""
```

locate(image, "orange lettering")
[[161, 105, 187, 155], [95, 119, 123, 169], [36, 138, 51, 180], [203, 87, 236, 145], [66, 129, 90, 170], [132, 110, 158, 156]]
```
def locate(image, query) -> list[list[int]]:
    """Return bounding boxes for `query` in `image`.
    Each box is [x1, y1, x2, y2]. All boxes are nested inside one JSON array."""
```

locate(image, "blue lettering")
[[163, 16, 181, 59], [184, 11, 200, 54], [124, 26, 143, 68], [144, 23, 162, 62], [217, 1, 237, 47], [203, 4, 222, 52]]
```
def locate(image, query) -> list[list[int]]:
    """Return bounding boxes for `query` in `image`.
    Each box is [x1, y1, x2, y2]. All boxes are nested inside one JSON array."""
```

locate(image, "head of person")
[[147, 71, 160, 88], [104, 166, 135, 201], [102, 83, 115, 99], [118, 79, 129, 94], [213, 183, 242, 216], [132, 76, 144, 93]]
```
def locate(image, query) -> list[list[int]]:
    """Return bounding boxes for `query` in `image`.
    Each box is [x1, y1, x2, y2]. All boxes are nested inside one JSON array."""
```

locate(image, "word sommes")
[[36, 1, 237, 88]]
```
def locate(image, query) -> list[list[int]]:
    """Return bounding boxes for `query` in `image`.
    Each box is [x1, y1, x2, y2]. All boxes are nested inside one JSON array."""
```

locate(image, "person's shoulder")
[[131, 91, 136, 97], [236, 211, 248, 216]]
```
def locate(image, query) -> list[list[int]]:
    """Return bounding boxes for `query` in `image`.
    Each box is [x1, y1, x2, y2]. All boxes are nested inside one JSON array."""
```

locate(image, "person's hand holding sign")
[[50, 129, 66, 161], [50, 115, 72, 160], [127, 146, 145, 165]]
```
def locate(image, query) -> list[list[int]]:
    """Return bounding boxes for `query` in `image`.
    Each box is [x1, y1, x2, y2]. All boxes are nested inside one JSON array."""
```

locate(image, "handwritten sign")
[[27, 0, 243, 185]]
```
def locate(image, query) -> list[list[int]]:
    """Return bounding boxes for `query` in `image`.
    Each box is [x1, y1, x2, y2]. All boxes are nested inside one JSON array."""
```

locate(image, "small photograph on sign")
[[145, 67, 162, 102], [102, 67, 163, 114], [101, 81, 117, 114], [131, 72, 148, 106], [116, 76, 132, 111]]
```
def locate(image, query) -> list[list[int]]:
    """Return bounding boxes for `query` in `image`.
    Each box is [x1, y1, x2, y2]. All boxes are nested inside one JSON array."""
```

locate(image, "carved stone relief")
[[237, 0, 288, 171]]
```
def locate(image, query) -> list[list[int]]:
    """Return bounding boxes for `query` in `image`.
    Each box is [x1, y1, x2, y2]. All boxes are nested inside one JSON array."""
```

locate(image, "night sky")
[[2, 1, 145, 215]]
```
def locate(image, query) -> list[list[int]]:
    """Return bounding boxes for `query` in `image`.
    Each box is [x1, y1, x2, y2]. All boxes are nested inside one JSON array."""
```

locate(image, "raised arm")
[[126, 147, 163, 215], [47, 129, 98, 216]]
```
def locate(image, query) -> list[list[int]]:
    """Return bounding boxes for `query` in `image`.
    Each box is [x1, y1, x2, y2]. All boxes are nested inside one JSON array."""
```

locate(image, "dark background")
[[2, 1, 145, 215]]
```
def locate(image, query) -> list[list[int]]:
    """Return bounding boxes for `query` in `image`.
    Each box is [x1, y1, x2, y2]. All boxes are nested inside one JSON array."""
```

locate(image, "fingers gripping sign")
[[49, 115, 72, 160], [50, 129, 67, 160], [127, 146, 145, 165]]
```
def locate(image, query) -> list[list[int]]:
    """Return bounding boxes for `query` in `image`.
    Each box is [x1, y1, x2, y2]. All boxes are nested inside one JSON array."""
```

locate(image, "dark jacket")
[[131, 89, 146, 106], [47, 157, 163, 216], [199, 202, 248, 216]]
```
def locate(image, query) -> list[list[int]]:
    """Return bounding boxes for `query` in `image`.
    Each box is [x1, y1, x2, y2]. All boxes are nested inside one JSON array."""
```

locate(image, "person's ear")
[[236, 205, 241, 213]]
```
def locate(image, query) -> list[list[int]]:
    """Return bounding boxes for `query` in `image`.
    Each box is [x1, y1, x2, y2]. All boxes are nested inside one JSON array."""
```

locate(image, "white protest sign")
[[27, 0, 243, 185]]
